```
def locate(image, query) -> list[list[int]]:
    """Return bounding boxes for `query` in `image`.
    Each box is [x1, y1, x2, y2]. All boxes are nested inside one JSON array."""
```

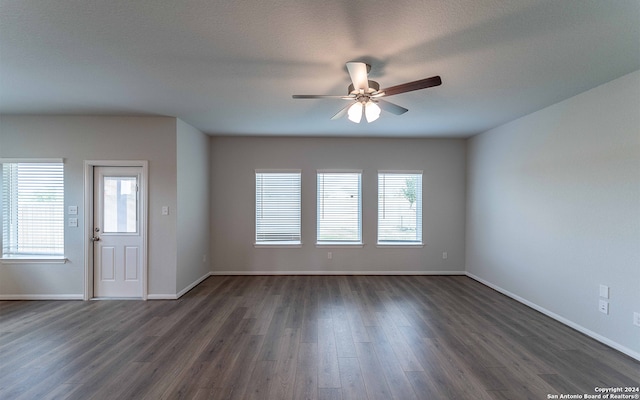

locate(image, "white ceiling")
[[1, 0, 638, 137]]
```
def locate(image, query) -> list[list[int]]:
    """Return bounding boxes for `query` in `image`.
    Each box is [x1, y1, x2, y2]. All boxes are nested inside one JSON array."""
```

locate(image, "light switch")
[[599, 285, 609, 299], [161, 206, 169, 216], [68, 206, 78, 215], [69, 218, 78, 227]]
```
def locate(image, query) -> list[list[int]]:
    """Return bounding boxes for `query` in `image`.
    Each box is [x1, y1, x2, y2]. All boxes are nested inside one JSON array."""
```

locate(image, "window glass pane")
[[1, 162, 64, 256], [378, 172, 422, 243], [103, 176, 137, 233], [317, 172, 361, 243], [255, 172, 301, 244]]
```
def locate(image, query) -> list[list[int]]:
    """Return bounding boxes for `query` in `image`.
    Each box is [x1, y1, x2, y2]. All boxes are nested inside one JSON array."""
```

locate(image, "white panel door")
[[93, 166, 143, 298]]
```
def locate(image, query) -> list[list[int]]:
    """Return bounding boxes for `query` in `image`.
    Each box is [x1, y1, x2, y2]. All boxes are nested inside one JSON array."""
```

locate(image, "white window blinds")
[[1, 161, 64, 256], [317, 171, 362, 243], [378, 172, 422, 244], [255, 171, 301, 244]]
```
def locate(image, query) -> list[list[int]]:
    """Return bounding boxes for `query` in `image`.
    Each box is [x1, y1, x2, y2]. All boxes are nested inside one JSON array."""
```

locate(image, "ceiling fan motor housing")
[[348, 80, 380, 95]]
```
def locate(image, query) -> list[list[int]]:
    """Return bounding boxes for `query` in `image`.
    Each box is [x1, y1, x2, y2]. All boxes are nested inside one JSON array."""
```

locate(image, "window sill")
[[254, 242, 302, 248], [1, 256, 68, 264], [376, 243, 424, 248], [316, 243, 364, 248]]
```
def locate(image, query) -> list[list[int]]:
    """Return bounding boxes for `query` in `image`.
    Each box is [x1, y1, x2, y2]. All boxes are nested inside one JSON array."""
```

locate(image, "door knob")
[[91, 237, 101, 242]]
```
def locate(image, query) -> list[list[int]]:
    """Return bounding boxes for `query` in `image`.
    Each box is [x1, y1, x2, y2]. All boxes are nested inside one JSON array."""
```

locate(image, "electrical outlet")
[[634, 312, 640, 327], [327, 252, 332, 260], [442, 252, 448, 259], [202, 254, 207, 263], [161, 206, 169, 215], [598, 300, 609, 315]]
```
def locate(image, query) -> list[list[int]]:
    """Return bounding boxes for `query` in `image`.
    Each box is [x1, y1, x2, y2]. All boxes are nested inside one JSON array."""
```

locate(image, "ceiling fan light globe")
[[365, 101, 381, 123], [347, 102, 363, 123]]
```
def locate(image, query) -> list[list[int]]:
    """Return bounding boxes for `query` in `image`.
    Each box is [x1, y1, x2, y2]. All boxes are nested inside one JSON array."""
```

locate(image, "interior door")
[[93, 166, 143, 298]]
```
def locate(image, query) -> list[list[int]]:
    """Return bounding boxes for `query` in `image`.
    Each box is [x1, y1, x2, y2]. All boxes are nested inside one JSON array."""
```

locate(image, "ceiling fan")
[[292, 61, 442, 123]]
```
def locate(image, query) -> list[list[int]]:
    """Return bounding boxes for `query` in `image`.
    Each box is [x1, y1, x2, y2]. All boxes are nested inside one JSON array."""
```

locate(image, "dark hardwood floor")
[[1, 275, 638, 399]]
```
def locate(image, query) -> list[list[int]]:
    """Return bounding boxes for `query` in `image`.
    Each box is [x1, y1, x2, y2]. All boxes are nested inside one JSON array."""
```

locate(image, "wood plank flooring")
[[1, 275, 638, 399]]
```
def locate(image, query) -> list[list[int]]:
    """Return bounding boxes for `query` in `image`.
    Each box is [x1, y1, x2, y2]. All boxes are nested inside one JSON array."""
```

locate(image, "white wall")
[[0, 116, 179, 297], [176, 119, 211, 294], [466, 70, 640, 357], [210, 137, 466, 274]]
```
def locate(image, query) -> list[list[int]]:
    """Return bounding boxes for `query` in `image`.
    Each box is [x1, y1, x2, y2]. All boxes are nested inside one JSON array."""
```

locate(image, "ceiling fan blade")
[[346, 62, 370, 92], [380, 76, 442, 97], [376, 99, 409, 115], [331, 103, 353, 120], [292, 94, 352, 99]]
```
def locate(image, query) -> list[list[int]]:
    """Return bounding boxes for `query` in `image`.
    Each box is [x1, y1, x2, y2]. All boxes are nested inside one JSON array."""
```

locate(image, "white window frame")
[[316, 170, 363, 247], [377, 170, 423, 247], [0, 158, 67, 263], [254, 169, 302, 248]]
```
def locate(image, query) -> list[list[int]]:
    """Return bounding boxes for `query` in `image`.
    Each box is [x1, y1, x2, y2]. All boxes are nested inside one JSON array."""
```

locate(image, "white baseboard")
[[147, 294, 178, 300], [210, 270, 466, 276], [147, 271, 213, 300], [0, 294, 83, 300], [176, 272, 212, 298], [466, 272, 640, 362]]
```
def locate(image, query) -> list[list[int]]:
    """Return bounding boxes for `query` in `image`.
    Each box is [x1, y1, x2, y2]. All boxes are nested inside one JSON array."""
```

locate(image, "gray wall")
[[210, 137, 467, 274], [466, 70, 640, 357], [0, 116, 179, 297], [176, 119, 211, 294]]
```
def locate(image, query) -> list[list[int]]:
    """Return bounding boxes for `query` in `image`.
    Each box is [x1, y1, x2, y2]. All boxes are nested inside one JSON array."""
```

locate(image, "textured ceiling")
[[1, 0, 639, 137]]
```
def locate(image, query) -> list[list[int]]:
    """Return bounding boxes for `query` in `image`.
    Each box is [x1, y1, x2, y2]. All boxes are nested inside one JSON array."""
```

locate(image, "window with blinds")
[[317, 171, 362, 244], [1, 161, 65, 257], [378, 171, 422, 244], [255, 171, 301, 245]]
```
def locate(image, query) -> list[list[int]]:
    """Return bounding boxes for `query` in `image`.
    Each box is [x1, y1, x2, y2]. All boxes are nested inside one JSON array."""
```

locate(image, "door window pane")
[[103, 177, 137, 233]]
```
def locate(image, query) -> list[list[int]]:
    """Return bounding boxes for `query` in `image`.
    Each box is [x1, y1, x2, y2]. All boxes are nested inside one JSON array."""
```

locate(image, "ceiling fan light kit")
[[293, 61, 442, 124], [364, 101, 381, 123], [347, 102, 363, 123]]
